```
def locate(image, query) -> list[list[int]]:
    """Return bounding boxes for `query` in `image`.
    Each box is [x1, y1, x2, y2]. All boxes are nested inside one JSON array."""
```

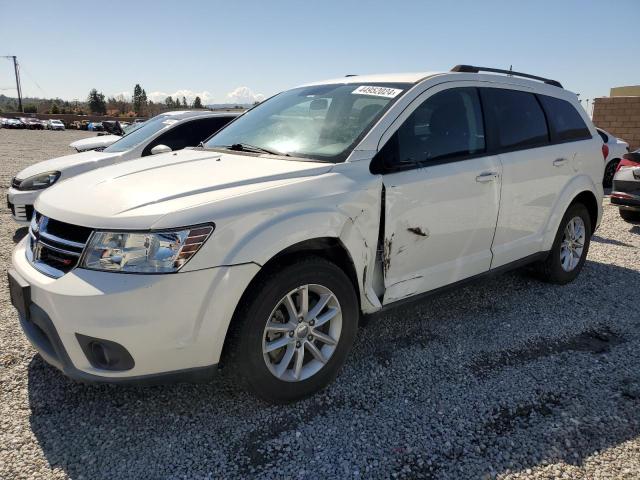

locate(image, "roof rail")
[[450, 65, 563, 88]]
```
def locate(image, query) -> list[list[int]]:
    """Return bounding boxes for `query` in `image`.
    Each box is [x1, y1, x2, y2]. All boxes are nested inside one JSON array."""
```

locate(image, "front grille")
[[27, 212, 93, 278]]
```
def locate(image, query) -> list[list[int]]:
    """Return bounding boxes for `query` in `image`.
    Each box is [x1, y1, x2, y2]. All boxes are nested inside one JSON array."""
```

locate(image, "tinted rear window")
[[482, 88, 549, 150], [538, 95, 591, 142]]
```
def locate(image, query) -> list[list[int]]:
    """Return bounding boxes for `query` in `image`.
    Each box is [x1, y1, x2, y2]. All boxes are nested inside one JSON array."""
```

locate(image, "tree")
[[193, 96, 203, 109], [87, 89, 106, 114], [133, 84, 147, 116], [182, 96, 187, 107], [50, 103, 60, 114], [165, 96, 175, 108], [24, 104, 38, 113]]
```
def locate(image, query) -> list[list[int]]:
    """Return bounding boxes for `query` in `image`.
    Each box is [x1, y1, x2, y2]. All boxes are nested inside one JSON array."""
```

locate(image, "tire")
[[603, 159, 619, 188], [620, 209, 640, 223], [228, 256, 359, 403], [535, 203, 592, 285]]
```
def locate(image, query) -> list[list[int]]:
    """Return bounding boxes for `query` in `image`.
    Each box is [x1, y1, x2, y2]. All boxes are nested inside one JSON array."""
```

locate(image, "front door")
[[376, 85, 502, 304]]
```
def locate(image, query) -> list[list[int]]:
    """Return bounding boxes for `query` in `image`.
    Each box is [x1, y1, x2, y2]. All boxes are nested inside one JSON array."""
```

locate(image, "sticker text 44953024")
[[352, 86, 403, 98]]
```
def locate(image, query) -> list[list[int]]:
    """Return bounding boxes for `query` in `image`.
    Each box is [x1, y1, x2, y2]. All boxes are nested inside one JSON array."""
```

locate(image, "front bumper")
[[611, 171, 640, 211], [11, 237, 260, 383], [7, 187, 39, 223]]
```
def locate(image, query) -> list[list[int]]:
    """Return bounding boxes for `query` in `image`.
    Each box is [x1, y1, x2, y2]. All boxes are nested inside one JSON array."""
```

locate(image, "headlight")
[[16, 171, 61, 190], [80, 225, 214, 273]]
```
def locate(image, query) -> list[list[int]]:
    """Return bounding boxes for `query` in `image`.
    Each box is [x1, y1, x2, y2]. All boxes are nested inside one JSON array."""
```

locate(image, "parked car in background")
[[4, 118, 24, 129], [598, 128, 630, 187], [8, 66, 603, 403], [20, 117, 45, 130], [69, 120, 145, 152], [611, 148, 640, 222], [47, 119, 65, 131], [7, 110, 238, 222]]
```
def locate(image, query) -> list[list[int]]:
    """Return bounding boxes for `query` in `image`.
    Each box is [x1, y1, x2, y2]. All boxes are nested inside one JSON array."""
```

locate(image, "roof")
[[299, 69, 572, 97]]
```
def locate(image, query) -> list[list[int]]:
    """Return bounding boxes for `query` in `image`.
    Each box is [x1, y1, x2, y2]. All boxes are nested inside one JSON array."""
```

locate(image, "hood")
[[69, 134, 121, 151], [16, 150, 117, 180], [36, 149, 334, 229]]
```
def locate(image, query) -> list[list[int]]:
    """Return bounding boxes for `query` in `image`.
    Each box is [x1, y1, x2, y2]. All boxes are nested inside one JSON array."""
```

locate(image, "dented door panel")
[[382, 156, 502, 304]]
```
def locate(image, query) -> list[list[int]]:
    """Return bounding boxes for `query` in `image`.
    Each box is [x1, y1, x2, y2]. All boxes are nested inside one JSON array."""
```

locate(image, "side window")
[[379, 87, 485, 169], [481, 88, 549, 150], [538, 95, 591, 142], [143, 117, 232, 156]]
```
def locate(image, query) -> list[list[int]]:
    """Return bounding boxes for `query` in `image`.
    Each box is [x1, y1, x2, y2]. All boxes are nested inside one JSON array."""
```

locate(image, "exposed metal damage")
[[407, 226, 429, 237]]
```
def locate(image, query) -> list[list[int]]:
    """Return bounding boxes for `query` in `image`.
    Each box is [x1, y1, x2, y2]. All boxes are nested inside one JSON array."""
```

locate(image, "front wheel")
[[535, 203, 592, 284], [229, 256, 359, 403]]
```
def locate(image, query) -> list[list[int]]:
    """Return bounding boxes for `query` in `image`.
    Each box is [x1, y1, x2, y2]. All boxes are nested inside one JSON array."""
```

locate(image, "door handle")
[[553, 158, 568, 167], [475, 171, 499, 183]]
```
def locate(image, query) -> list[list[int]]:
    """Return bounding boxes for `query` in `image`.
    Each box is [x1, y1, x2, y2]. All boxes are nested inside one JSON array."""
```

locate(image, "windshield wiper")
[[226, 143, 289, 156]]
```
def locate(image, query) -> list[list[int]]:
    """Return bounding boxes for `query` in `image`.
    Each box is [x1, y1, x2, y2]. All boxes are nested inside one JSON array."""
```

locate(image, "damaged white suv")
[[9, 66, 603, 402]]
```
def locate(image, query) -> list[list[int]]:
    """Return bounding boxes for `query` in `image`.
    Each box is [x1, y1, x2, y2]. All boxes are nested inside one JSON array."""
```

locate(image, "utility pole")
[[2, 55, 23, 112]]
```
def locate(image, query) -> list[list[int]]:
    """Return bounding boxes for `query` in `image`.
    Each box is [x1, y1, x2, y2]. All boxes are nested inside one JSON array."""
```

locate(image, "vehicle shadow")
[[13, 226, 28, 244], [591, 234, 636, 248], [26, 260, 640, 479]]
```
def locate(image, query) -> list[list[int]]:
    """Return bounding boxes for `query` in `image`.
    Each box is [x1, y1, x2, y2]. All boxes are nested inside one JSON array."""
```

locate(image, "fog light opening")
[[90, 341, 112, 368]]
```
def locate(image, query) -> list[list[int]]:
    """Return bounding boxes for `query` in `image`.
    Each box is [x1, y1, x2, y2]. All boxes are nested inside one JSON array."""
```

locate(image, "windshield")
[[104, 116, 175, 153], [204, 82, 410, 162]]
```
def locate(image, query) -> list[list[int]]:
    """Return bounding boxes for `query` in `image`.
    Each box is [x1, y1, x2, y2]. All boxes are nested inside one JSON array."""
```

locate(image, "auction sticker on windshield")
[[352, 86, 403, 98]]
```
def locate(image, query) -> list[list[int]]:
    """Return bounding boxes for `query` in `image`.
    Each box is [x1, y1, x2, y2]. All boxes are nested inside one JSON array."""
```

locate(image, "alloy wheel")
[[262, 284, 342, 382], [560, 216, 586, 272]]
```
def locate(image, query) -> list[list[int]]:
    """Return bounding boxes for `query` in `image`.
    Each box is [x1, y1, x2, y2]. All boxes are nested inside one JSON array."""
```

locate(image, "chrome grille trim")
[[38, 231, 87, 250], [26, 212, 92, 278], [36, 239, 82, 257]]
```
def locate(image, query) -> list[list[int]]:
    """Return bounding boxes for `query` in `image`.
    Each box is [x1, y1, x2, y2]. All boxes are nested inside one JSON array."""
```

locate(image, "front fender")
[[541, 174, 603, 251], [223, 207, 380, 313]]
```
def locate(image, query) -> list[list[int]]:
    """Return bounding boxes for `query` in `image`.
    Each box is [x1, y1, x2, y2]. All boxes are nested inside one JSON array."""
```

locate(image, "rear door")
[[375, 84, 502, 304], [481, 87, 570, 268]]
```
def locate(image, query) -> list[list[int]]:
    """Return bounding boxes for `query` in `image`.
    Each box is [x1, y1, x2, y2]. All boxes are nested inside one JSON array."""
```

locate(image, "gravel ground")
[[1, 129, 639, 479]]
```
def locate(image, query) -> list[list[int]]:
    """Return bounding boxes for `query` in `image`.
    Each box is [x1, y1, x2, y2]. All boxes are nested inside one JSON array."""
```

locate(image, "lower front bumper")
[[611, 193, 640, 211], [7, 187, 38, 223], [11, 237, 261, 382], [19, 298, 217, 385]]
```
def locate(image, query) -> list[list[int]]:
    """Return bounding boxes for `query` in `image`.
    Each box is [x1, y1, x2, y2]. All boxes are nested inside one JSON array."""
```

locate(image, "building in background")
[[592, 85, 640, 150]]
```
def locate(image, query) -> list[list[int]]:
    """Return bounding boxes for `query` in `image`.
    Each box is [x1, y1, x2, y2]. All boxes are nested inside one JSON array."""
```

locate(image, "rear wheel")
[[536, 203, 592, 284], [229, 256, 358, 403], [619, 209, 640, 223], [603, 159, 620, 188]]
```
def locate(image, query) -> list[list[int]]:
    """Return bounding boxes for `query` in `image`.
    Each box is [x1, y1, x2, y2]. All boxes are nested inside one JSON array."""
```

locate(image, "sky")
[[1, 0, 638, 110]]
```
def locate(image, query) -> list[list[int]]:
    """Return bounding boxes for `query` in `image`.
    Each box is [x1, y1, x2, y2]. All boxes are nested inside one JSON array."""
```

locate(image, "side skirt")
[[374, 251, 549, 313]]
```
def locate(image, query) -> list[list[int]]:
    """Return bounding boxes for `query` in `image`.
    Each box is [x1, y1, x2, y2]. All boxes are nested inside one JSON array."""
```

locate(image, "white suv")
[[9, 65, 603, 402]]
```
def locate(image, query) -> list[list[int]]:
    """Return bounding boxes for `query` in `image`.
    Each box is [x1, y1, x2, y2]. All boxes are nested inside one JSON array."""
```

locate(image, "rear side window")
[[380, 87, 485, 168], [538, 95, 591, 142], [481, 88, 549, 150]]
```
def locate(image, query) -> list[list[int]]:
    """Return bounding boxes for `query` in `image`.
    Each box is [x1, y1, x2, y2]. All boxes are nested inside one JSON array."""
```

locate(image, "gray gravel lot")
[[1, 129, 639, 479]]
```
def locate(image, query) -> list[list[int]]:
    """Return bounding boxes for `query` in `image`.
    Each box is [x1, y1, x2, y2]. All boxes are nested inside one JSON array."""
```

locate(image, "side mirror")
[[150, 144, 172, 155]]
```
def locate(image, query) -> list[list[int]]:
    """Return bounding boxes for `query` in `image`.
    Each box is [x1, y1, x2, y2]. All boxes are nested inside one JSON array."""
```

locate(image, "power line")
[[19, 61, 47, 98]]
